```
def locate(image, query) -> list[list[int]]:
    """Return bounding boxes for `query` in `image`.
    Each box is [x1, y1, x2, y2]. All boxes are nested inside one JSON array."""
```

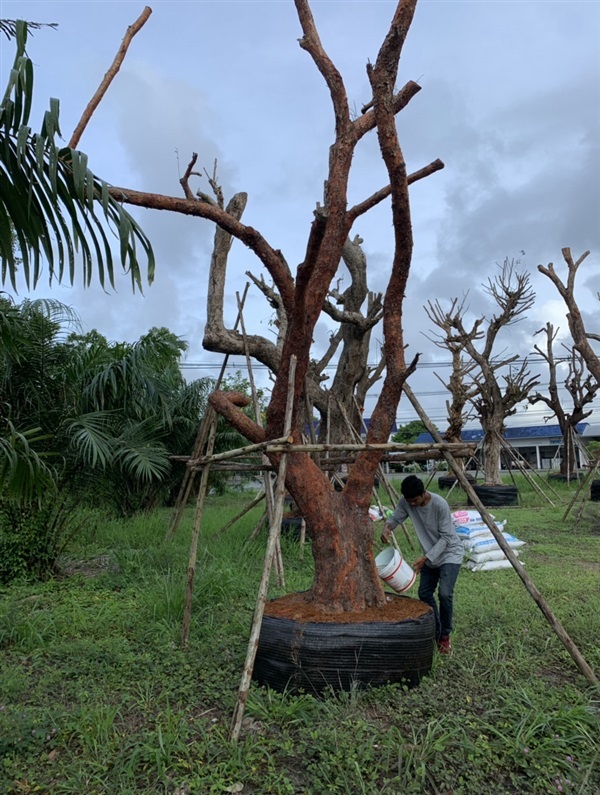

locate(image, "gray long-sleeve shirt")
[[388, 492, 464, 567]]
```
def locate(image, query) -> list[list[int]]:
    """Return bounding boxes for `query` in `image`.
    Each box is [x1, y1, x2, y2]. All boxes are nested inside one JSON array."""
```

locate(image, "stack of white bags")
[[452, 509, 526, 572]]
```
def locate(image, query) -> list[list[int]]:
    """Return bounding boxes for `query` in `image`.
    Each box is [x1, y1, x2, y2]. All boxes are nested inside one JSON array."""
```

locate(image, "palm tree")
[[0, 20, 154, 292], [0, 297, 216, 578]]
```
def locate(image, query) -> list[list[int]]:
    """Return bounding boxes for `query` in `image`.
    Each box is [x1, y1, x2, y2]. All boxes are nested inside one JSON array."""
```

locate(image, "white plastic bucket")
[[375, 547, 416, 593]]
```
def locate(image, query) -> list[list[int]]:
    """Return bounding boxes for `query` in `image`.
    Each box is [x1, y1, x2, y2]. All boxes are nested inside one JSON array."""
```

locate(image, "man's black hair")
[[401, 474, 425, 500]]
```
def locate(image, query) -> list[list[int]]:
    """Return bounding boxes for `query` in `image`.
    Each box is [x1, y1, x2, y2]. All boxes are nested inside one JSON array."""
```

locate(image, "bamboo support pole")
[[403, 383, 598, 686], [245, 510, 268, 547], [165, 407, 214, 542], [236, 292, 285, 589], [562, 458, 600, 522], [230, 356, 297, 741], [180, 412, 218, 647], [187, 435, 293, 468], [264, 441, 475, 454], [495, 432, 558, 506], [208, 491, 265, 542]]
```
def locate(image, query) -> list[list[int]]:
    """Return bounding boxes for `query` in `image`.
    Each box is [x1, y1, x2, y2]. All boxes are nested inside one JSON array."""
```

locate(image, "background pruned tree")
[[431, 259, 540, 485], [538, 248, 600, 385], [424, 297, 478, 451], [528, 322, 598, 478]]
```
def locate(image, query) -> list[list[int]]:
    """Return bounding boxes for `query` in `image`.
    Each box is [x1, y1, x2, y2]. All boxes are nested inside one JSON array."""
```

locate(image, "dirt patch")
[[263, 591, 430, 624], [530, 553, 600, 571], [57, 554, 120, 578]]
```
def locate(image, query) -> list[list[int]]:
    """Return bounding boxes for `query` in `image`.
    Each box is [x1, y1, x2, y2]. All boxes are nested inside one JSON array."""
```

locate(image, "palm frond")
[[0, 421, 56, 504], [0, 21, 155, 291]]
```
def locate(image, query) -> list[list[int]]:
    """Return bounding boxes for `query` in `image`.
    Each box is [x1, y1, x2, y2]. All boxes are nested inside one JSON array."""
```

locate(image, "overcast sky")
[[2, 0, 599, 428]]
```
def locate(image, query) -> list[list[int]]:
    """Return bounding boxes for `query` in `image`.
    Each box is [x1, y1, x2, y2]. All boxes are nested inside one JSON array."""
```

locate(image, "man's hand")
[[381, 523, 393, 544], [412, 556, 428, 573]]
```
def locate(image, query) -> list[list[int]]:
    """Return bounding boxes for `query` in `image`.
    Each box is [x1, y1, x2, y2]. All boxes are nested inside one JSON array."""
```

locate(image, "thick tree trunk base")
[[252, 592, 435, 695]]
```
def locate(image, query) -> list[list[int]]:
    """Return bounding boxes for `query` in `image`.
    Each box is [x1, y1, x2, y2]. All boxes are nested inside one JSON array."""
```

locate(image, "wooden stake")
[[208, 491, 265, 542], [236, 291, 285, 589], [180, 411, 218, 648], [562, 458, 600, 522], [495, 432, 559, 506]]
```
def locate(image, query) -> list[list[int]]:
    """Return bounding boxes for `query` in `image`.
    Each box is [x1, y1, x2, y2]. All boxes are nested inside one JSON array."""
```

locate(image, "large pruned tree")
[[538, 248, 600, 385], [4, 2, 444, 612], [96, 0, 445, 613], [429, 259, 540, 486], [528, 322, 598, 478]]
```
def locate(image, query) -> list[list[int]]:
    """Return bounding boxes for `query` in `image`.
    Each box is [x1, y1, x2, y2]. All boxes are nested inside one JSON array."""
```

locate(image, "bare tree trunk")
[[480, 413, 505, 485]]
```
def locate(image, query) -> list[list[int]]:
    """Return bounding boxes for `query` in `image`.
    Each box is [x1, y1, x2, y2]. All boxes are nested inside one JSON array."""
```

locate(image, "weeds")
[[0, 484, 598, 794]]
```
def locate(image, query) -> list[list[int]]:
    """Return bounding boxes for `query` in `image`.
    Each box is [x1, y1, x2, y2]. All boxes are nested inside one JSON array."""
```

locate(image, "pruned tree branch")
[[538, 247, 600, 384], [347, 158, 445, 223], [69, 7, 152, 149]]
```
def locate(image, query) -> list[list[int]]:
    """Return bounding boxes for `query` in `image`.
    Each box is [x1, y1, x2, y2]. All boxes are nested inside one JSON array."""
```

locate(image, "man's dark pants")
[[418, 562, 461, 640]]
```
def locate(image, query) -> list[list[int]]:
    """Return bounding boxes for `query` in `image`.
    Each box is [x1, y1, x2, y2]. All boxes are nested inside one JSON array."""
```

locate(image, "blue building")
[[414, 422, 599, 471]]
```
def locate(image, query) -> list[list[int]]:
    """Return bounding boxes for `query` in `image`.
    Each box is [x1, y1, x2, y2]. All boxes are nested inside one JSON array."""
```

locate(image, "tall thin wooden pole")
[[180, 411, 218, 647], [562, 458, 600, 521], [236, 292, 285, 588], [165, 284, 250, 541], [403, 383, 598, 686], [230, 356, 297, 741], [495, 432, 559, 506]]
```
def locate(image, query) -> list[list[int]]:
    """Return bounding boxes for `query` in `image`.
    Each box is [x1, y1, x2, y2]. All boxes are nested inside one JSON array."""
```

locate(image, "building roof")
[[414, 422, 590, 445]]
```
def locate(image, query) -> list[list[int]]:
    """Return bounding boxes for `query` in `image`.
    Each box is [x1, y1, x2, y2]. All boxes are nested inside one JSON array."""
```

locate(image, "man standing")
[[381, 475, 463, 654]]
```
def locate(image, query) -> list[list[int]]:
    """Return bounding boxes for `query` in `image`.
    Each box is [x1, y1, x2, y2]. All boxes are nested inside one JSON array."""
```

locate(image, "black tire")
[[548, 473, 581, 483], [590, 480, 600, 502], [280, 517, 309, 539], [468, 484, 519, 507], [253, 596, 436, 695], [438, 474, 476, 490]]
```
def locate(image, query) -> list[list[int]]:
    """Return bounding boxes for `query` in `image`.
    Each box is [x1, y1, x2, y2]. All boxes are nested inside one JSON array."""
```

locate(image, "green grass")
[[0, 478, 599, 794]]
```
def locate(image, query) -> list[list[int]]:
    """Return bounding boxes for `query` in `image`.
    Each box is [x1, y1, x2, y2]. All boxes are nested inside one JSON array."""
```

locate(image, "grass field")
[[1, 475, 599, 794]]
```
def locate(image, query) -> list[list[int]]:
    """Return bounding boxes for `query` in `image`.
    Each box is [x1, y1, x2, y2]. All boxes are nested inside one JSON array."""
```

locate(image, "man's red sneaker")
[[438, 635, 452, 655]]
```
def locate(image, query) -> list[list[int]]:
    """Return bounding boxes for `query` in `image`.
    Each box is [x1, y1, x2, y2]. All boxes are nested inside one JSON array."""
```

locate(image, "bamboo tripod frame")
[[172, 286, 597, 737]]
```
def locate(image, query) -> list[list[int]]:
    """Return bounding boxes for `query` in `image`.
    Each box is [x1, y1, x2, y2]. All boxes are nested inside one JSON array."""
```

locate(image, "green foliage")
[[0, 20, 154, 291], [389, 421, 437, 472], [586, 441, 600, 460], [0, 297, 227, 578], [391, 420, 433, 445], [0, 500, 75, 583], [0, 488, 598, 794]]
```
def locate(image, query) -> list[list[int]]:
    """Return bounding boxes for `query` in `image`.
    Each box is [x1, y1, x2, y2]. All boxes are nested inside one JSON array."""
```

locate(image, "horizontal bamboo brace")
[[177, 441, 476, 470], [264, 442, 475, 454], [183, 435, 294, 467]]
